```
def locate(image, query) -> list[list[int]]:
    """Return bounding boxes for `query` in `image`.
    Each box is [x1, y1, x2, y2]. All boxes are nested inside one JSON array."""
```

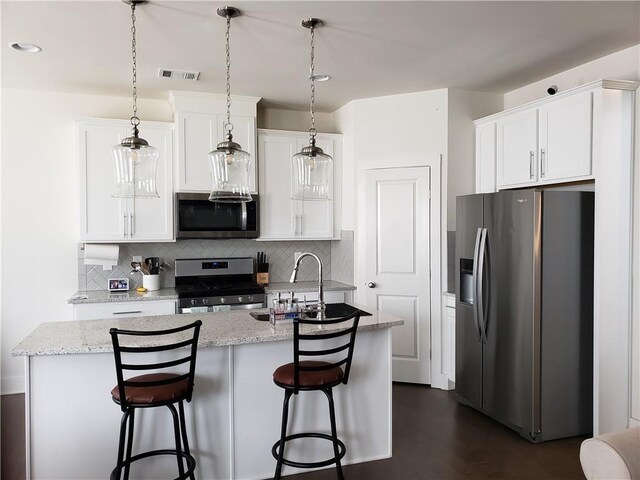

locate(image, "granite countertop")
[[13, 304, 403, 357], [68, 288, 178, 304], [265, 280, 356, 294]]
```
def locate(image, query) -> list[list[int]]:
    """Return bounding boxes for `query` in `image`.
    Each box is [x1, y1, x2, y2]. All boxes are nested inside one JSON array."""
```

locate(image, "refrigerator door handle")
[[472, 227, 483, 341], [477, 228, 488, 343]]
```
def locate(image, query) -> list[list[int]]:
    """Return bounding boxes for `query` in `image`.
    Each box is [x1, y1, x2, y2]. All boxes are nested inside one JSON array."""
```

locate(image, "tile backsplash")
[[78, 231, 355, 291]]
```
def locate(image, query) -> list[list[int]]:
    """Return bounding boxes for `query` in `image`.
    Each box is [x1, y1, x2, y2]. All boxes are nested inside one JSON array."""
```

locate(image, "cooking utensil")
[[145, 257, 160, 275], [139, 262, 150, 275]]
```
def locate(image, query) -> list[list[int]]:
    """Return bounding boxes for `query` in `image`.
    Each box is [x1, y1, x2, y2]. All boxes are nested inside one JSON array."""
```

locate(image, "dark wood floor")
[[1, 384, 586, 480]]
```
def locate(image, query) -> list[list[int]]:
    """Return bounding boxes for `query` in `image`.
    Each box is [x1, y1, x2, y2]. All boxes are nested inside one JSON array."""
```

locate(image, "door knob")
[[367, 282, 376, 288]]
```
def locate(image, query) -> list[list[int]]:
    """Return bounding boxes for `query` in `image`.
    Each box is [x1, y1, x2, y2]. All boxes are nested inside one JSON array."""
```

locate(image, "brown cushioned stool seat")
[[111, 373, 189, 405], [273, 361, 344, 388], [272, 312, 361, 480], [109, 321, 201, 480]]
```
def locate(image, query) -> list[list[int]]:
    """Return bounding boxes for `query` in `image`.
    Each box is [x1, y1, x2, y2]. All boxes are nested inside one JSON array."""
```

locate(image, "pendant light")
[[209, 7, 252, 203], [112, 0, 159, 199], [291, 18, 332, 201]]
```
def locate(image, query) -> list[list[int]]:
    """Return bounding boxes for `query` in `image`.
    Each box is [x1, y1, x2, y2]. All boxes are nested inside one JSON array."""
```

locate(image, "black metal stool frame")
[[109, 320, 202, 480], [272, 312, 360, 480]]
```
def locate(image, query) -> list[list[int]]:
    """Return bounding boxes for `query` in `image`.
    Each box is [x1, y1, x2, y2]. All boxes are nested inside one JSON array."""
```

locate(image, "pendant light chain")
[[309, 24, 317, 142], [224, 15, 233, 135], [130, 2, 139, 127]]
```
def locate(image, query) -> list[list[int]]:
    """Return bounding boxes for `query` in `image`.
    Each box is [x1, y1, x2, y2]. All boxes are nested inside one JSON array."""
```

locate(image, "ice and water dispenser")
[[459, 258, 474, 305]]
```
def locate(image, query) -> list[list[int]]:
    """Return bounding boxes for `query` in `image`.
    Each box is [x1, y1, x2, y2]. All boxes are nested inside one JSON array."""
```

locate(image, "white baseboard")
[[1, 375, 25, 395]]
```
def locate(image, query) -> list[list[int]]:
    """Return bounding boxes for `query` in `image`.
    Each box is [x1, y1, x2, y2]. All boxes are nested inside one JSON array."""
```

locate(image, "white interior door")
[[365, 167, 431, 384]]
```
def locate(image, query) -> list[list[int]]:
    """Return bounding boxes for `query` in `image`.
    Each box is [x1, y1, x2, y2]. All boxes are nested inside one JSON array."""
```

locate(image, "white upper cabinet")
[[77, 118, 174, 242], [170, 92, 259, 194], [496, 108, 539, 188], [538, 90, 592, 182], [258, 129, 340, 240], [478, 81, 600, 192], [475, 121, 497, 193]]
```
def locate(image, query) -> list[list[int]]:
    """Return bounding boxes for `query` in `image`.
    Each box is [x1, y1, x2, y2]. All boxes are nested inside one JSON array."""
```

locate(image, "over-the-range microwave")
[[175, 193, 259, 239]]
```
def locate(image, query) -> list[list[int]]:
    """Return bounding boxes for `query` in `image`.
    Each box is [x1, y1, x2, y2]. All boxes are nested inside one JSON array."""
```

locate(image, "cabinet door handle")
[[112, 310, 142, 315], [123, 214, 128, 238], [294, 215, 302, 236], [129, 213, 134, 238], [529, 151, 535, 179], [540, 149, 546, 177]]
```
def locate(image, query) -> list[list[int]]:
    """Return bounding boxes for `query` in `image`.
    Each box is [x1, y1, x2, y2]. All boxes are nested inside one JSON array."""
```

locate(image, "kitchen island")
[[13, 306, 402, 480]]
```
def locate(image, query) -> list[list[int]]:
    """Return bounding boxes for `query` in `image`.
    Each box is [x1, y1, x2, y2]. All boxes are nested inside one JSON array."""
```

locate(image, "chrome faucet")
[[290, 252, 325, 319]]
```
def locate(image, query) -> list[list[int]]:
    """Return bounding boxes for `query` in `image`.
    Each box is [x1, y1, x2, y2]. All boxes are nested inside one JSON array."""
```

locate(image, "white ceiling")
[[2, 1, 639, 112]]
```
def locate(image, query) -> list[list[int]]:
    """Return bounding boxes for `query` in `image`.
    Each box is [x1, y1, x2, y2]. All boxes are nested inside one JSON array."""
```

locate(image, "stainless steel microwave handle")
[[241, 201, 248, 231]]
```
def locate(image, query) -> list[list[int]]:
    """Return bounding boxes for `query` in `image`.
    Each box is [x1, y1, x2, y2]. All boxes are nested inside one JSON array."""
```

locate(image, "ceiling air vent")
[[158, 69, 200, 81]]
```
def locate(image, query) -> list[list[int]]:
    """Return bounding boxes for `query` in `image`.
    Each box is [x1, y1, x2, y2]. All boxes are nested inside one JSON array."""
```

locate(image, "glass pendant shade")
[[291, 145, 332, 201], [112, 140, 159, 199], [209, 141, 253, 203]]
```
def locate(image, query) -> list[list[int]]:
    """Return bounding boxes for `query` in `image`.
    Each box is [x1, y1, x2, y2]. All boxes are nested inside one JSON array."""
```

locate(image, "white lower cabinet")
[[72, 300, 177, 321], [258, 129, 340, 240], [443, 294, 456, 385], [77, 118, 174, 242]]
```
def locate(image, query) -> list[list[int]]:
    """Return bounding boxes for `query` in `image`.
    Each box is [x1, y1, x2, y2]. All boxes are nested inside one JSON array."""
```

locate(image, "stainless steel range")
[[175, 257, 266, 314]]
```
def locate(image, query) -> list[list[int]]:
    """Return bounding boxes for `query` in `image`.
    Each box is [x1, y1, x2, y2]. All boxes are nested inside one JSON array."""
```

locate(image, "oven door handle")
[[179, 303, 265, 314]]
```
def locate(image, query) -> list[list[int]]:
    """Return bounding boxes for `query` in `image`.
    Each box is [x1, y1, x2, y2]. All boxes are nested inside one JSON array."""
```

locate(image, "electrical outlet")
[[294, 252, 302, 262], [133, 255, 143, 263]]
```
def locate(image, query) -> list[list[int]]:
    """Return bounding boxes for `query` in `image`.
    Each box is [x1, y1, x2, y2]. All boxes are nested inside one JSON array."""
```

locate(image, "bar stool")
[[272, 312, 360, 480], [109, 320, 202, 480]]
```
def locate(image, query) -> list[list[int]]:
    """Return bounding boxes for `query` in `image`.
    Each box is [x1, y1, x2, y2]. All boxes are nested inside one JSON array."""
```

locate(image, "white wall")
[[335, 89, 447, 387], [632, 85, 640, 425], [257, 107, 336, 133], [0, 88, 172, 394], [504, 44, 640, 109]]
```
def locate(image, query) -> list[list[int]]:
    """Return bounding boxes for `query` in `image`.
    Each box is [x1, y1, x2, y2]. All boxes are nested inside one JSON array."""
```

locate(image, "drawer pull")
[[112, 310, 143, 315]]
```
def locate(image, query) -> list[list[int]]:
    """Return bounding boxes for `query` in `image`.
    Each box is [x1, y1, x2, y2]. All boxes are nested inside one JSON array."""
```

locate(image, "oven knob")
[[202, 298, 208, 305], [248, 295, 254, 301], [238, 296, 243, 302], [190, 299, 197, 306], [220, 297, 225, 303]]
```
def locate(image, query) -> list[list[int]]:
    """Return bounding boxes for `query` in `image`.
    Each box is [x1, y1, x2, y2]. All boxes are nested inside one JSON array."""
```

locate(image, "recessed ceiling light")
[[10, 42, 42, 53], [309, 73, 331, 82]]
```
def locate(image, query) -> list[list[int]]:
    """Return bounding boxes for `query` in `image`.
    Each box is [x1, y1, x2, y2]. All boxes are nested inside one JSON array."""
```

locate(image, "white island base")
[[20, 312, 397, 480]]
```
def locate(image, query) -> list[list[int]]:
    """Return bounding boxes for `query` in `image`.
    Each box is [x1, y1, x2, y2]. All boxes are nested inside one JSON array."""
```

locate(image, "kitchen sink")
[[305, 303, 371, 319], [249, 303, 371, 322]]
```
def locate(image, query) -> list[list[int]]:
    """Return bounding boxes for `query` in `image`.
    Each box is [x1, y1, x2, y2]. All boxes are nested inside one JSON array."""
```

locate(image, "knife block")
[[256, 263, 269, 286]]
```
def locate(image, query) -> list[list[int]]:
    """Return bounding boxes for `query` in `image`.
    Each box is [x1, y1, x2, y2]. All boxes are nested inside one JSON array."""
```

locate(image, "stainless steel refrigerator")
[[455, 189, 594, 443]]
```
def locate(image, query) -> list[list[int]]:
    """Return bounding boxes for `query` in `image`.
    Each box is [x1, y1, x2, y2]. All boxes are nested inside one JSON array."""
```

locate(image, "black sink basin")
[[249, 303, 371, 322], [303, 303, 371, 319]]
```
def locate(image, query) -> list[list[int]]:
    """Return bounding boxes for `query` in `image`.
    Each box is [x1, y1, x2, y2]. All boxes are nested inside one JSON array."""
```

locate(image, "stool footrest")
[[272, 432, 346, 469], [110, 448, 196, 480]]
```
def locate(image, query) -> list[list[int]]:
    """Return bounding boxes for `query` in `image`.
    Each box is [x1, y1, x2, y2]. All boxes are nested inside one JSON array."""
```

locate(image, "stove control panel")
[[178, 293, 266, 309]]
